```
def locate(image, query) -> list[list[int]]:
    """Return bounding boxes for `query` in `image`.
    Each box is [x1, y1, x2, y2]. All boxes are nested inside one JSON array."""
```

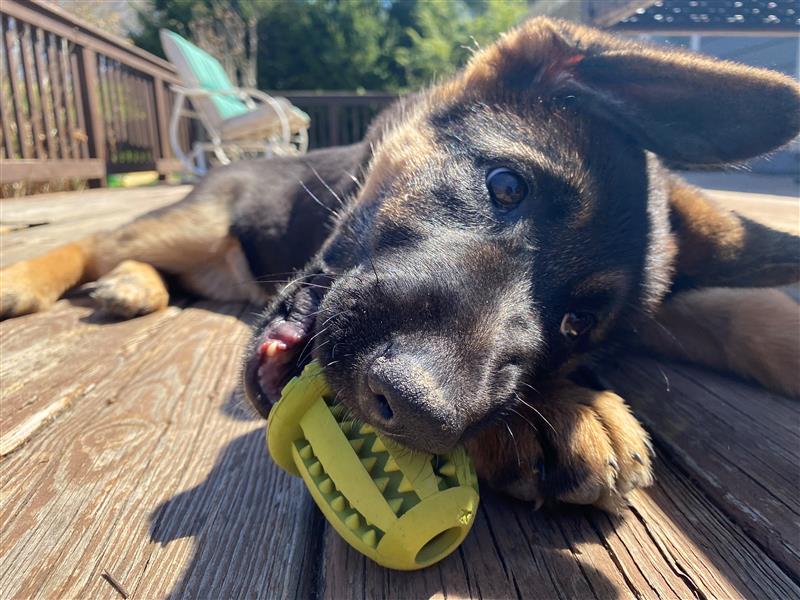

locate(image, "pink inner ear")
[[541, 53, 585, 85]]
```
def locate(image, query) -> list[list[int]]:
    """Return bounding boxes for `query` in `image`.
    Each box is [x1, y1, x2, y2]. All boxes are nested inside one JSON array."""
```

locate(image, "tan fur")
[[467, 380, 652, 513], [641, 287, 800, 399], [0, 199, 264, 319], [91, 260, 170, 319], [668, 181, 745, 279], [179, 237, 269, 304], [0, 242, 92, 318], [89, 200, 232, 276]]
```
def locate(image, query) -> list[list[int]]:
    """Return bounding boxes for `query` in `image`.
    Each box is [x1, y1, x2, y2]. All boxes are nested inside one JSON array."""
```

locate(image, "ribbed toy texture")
[[266, 361, 480, 570]]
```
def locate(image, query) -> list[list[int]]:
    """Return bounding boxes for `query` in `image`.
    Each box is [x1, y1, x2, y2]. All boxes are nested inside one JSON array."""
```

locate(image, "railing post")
[[77, 46, 106, 187], [327, 103, 339, 147], [153, 76, 170, 159]]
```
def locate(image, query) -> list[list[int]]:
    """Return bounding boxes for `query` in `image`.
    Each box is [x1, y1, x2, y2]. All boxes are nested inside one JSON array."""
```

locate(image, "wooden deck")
[[1, 183, 798, 599]]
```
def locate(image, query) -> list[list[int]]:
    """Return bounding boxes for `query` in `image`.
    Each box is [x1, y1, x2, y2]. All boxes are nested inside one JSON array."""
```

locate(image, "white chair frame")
[[168, 85, 309, 176]]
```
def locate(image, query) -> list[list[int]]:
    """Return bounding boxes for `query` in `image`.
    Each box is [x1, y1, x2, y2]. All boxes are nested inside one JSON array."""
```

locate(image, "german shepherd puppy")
[[3, 19, 799, 511]]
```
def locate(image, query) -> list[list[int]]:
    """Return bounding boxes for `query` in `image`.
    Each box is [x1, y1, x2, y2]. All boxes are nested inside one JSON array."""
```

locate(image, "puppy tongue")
[[257, 320, 307, 403]]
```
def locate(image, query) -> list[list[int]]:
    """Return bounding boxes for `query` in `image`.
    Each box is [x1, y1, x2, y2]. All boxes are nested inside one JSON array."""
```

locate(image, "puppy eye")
[[487, 168, 528, 207], [560, 312, 596, 339]]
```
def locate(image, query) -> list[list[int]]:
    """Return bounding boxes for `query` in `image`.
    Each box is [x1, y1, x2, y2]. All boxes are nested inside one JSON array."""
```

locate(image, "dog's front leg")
[[465, 380, 653, 513]]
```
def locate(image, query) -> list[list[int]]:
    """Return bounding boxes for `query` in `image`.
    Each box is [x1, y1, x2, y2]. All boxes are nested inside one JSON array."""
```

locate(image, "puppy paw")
[[468, 382, 653, 513], [548, 387, 653, 512], [90, 260, 169, 319], [0, 263, 58, 319]]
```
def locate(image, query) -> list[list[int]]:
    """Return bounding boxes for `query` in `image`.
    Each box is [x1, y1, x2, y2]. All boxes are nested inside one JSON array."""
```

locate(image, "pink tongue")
[[257, 320, 307, 402]]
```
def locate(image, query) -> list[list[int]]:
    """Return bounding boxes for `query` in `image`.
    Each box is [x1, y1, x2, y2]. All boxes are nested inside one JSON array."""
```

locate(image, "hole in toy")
[[415, 526, 462, 565]]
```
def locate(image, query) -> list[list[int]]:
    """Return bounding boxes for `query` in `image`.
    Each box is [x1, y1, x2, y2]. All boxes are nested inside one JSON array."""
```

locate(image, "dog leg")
[[0, 242, 93, 318], [639, 287, 800, 399], [89, 260, 170, 319], [0, 198, 265, 320], [466, 380, 653, 512]]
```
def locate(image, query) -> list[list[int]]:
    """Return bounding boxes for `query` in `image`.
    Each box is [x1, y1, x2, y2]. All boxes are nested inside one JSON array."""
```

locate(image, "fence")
[[0, 0, 194, 186], [282, 92, 397, 150], [0, 1, 398, 189]]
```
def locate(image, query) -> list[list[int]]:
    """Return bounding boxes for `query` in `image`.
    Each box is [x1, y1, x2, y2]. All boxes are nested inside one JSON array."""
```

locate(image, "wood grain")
[[319, 449, 798, 599], [1, 183, 798, 599], [0, 300, 319, 599], [609, 359, 800, 576]]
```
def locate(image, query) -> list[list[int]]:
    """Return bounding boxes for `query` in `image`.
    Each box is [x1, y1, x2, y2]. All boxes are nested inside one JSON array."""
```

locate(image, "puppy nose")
[[364, 355, 433, 427]]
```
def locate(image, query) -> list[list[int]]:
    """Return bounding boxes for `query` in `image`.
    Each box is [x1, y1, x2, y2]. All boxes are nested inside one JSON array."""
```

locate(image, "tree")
[[134, 0, 265, 87], [395, 0, 528, 88], [132, 0, 527, 92]]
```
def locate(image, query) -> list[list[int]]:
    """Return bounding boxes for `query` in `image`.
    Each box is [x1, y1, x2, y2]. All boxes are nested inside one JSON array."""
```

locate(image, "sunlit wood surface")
[[1, 181, 797, 599]]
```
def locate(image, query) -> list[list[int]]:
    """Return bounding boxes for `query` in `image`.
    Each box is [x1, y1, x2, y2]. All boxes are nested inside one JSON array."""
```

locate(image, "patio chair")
[[160, 29, 310, 176]]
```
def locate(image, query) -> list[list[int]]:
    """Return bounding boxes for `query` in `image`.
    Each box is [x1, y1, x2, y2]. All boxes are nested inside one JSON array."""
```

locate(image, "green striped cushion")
[[164, 31, 248, 120]]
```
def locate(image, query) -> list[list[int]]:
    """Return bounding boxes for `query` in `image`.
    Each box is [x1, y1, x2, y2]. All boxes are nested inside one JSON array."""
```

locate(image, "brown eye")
[[487, 168, 528, 207], [560, 312, 596, 339]]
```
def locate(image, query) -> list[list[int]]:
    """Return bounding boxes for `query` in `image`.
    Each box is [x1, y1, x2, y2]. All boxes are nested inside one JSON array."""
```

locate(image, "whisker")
[[514, 392, 557, 435], [299, 180, 338, 217], [508, 401, 538, 434], [503, 419, 522, 467], [297, 337, 330, 368], [308, 164, 347, 210]]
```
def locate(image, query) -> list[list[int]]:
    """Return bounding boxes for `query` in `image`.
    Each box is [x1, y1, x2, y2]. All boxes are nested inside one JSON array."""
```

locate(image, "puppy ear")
[[463, 17, 800, 165], [668, 181, 799, 289]]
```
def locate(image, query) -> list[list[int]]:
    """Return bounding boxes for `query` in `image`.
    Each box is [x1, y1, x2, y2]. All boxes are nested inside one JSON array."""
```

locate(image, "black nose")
[[361, 354, 462, 453], [364, 354, 429, 425]]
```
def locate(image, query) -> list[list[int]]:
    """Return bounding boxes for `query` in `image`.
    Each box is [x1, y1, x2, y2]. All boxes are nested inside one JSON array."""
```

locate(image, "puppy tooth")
[[260, 339, 288, 358]]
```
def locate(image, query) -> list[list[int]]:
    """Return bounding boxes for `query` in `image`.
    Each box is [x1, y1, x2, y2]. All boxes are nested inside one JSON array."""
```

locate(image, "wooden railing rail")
[[0, 1, 398, 188], [280, 92, 398, 149], [0, 0, 188, 186]]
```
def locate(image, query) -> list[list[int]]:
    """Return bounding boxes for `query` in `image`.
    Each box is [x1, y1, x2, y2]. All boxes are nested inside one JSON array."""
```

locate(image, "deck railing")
[[0, 0, 194, 186], [281, 92, 397, 150], [0, 1, 397, 188]]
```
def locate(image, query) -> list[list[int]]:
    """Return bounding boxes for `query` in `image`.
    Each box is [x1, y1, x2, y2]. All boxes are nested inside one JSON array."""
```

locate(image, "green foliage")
[[132, 0, 528, 92]]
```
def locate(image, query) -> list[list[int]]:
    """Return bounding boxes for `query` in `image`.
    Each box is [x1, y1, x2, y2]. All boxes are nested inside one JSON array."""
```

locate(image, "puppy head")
[[246, 18, 800, 453]]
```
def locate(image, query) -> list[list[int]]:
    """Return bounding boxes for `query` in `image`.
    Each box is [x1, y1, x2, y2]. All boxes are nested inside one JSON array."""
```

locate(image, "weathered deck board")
[[0, 185, 188, 266], [1, 183, 798, 599], [319, 454, 798, 599], [0, 299, 319, 599], [609, 359, 800, 575], [0, 299, 185, 456]]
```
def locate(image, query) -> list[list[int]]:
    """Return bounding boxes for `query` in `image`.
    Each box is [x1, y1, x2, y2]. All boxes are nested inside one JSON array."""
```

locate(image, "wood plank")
[[0, 21, 17, 159], [0, 184, 189, 226], [32, 25, 58, 161], [0, 298, 184, 455], [46, 31, 69, 159], [0, 158, 105, 184], [0, 301, 319, 598], [153, 77, 170, 160], [78, 47, 105, 169], [19, 22, 46, 159], [58, 36, 79, 159], [319, 450, 798, 599], [4, 17, 33, 159], [68, 49, 89, 159], [0, 186, 188, 267], [608, 358, 800, 576], [3, 0, 180, 84]]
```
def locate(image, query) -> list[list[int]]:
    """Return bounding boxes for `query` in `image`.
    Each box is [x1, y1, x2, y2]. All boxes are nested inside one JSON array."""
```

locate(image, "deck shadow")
[[150, 429, 628, 598], [148, 429, 322, 599]]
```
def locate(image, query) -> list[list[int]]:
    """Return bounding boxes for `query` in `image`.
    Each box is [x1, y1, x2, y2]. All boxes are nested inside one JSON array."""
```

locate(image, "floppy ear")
[[463, 17, 800, 164], [668, 180, 799, 289]]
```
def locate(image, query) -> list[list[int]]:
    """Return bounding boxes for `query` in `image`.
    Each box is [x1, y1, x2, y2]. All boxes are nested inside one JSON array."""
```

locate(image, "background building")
[[531, 0, 800, 175]]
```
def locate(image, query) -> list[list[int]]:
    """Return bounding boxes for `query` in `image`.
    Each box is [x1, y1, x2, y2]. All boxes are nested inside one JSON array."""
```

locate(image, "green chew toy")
[[266, 360, 480, 570]]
